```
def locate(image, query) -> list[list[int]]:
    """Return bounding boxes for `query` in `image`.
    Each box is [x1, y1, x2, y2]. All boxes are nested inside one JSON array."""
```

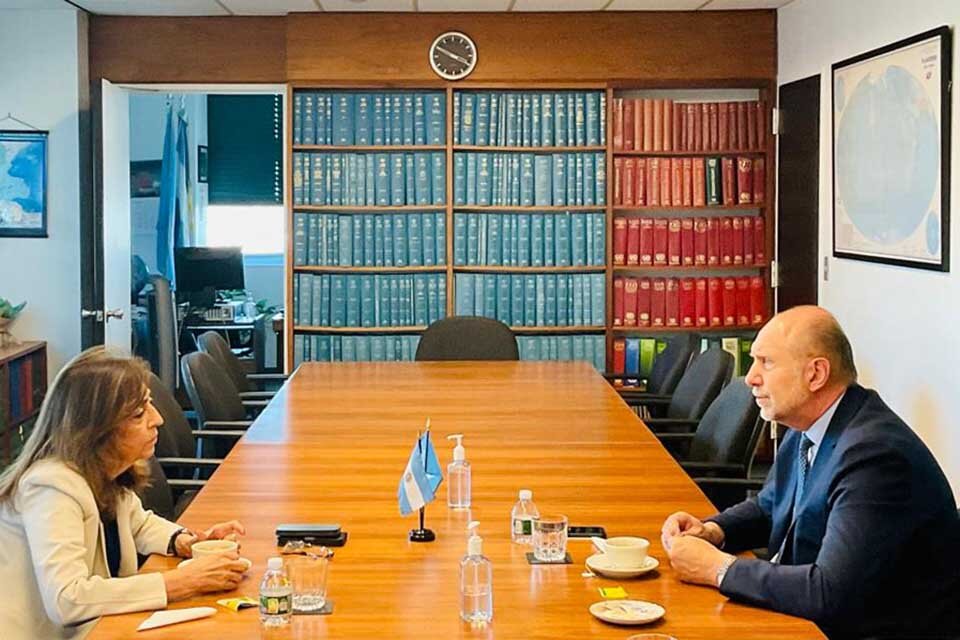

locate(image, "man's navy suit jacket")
[[710, 384, 960, 639]]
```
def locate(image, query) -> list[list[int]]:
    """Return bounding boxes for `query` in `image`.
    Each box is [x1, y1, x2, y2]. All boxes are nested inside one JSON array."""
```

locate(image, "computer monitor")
[[174, 246, 245, 307]]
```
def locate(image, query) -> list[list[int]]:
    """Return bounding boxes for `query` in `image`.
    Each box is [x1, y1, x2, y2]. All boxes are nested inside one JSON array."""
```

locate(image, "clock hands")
[[436, 45, 470, 66]]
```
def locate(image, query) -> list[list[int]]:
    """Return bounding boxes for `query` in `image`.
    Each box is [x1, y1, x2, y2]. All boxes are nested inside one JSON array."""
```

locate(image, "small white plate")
[[585, 554, 659, 578], [589, 599, 665, 626], [178, 557, 252, 572]]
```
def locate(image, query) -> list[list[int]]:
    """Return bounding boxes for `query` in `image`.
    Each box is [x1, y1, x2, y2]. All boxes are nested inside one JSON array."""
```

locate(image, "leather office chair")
[[180, 352, 255, 459], [639, 347, 734, 432], [143, 275, 179, 393], [415, 316, 519, 361], [614, 333, 699, 417], [140, 456, 183, 521], [197, 330, 286, 400]]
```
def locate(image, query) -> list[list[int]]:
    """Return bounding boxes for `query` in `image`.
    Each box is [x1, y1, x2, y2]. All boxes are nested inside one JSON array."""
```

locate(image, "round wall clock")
[[429, 31, 477, 81]]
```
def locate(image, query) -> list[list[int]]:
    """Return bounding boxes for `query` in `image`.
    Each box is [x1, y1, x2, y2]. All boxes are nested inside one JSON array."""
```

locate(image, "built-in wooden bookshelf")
[[0, 341, 46, 468]]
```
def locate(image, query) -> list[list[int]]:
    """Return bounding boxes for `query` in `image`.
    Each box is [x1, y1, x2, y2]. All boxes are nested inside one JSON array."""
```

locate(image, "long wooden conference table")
[[89, 361, 824, 639]]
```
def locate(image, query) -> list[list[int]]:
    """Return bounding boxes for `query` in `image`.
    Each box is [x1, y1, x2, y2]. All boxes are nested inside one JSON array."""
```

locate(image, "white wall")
[[778, 0, 960, 495], [0, 9, 82, 380]]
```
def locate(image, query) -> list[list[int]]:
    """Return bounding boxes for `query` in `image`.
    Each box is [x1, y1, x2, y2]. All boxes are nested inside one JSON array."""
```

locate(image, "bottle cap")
[[519, 489, 532, 501], [267, 557, 283, 571], [447, 434, 465, 462]]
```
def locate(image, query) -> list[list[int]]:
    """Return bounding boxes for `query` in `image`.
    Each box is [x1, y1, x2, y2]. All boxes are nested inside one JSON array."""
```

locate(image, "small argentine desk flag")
[[398, 420, 443, 517]]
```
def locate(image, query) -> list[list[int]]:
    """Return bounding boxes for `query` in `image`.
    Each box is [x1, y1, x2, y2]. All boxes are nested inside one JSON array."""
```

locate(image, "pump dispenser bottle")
[[446, 434, 471, 508], [459, 522, 493, 624]]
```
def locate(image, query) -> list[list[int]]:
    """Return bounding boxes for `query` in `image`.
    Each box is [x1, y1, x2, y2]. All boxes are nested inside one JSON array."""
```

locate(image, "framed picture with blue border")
[[0, 130, 48, 238]]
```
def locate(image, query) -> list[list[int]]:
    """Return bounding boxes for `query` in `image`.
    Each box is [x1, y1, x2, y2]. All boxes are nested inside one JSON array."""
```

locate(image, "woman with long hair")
[[0, 347, 248, 639]]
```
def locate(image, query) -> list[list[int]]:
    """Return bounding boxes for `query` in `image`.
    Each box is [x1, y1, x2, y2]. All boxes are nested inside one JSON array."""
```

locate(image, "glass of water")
[[533, 514, 568, 562], [286, 553, 329, 613]]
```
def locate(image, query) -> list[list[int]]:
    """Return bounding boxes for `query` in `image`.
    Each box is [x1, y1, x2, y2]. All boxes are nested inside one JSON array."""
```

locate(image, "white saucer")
[[178, 557, 252, 572], [589, 599, 665, 626], [585, 554, 659, 578]]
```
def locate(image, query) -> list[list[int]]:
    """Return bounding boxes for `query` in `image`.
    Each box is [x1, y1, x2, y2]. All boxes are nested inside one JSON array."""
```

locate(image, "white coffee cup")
[[191, 539, 238, 558], [601, 536, 649, 568]]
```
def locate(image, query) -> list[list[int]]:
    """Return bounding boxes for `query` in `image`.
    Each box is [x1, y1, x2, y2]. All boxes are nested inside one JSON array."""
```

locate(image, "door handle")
[[105, 308, 125, 321], [81, 309, 104, 322]]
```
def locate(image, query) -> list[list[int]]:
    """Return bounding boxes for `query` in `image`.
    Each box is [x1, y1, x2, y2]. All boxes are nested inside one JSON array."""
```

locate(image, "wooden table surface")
[[88, 361, 824, 639]]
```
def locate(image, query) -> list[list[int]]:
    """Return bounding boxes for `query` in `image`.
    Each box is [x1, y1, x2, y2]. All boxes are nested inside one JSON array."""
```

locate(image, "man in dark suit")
[[661, 306, 960, 639]]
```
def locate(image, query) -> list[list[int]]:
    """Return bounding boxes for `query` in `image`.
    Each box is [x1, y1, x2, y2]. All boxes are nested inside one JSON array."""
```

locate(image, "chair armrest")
[[693, 476, 765, 491], [644, 418, 700, 432], [168, 478, 206, 490], [239, 390, 276, 400], [248, 373, 288, 381], [619, 391, 671, 404], [202, 420, 253, 429], [652, 432, 695, 441], [242, 399, 270, 408], [682, 461, 747, 476], [192, 429, 246, 439], [157, 456, 223, 468]]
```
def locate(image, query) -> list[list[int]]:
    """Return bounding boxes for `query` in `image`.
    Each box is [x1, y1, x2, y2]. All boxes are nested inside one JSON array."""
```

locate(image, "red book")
[[736, 102, 748, 150], [680, 278, 696, 327], [647, 157, 661, 206], [742, 216, 754, 265], [737, 157, 753, 204], [667, 218, 682, 266], [623, 158, 636, 207], [665, 278, 680, 327], [754, 216, 766, 264], [706, 217, 720, 265], [621, 98, 633, 151], [692, 158, 706, 206], [708, 277, 723, 327], [682, 157, 693, 206], [660, 158, 672, 207], [732, 215, 744, 265], [736, 276, 751, 325], [747, 100, 758, 150], [613, 277, 625, 325], [663, 99, 673, 152], [623, 277, 638, 326], [634, 99, 644, 152], [720, 216, 734, 265], [721, 157, 736, 205], [642, 99, 654, 151], [626, 217, 641, 265], [613, 157, 623, 206], [756, 101, 767, 149], [750, 275, 766, 325], [652, 99, 664, 151], [613, 338, 626, 375], [653, 218, 668, 265], [651, 278, 666, 327], [639, 218, 654, 265], [613, 98, 624, 151], [708, 102, 719, 151], [727, 102, 738, 150], [695, 277, 708, 327], [694, 217, 708, 265], [635, 157, 646, 205], [21, 357, 33, 415], [692, 103, 703, 151], [681, 218, 695, 266], [753, 157, 765, 205], [718, 102, 729, 150], [722, 277, 737, 326], [672, 102, 683, 152], [637, 277, 651, 327], [613, 217, 628, 265], [671, 158, 683, 206], [701, 103, 710, 153]]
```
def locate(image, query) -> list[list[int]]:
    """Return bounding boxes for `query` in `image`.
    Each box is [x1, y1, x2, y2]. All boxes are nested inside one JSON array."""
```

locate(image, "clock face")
[[429, 31, 477, 81]]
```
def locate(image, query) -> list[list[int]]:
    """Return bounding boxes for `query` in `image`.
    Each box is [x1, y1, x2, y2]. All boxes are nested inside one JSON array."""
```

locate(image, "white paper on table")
[[136, 606, 217, 631]]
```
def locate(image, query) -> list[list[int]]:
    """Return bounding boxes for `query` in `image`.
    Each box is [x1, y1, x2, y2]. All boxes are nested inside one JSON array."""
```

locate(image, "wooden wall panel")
[[286, 12, 777, 84], [89, 17, 286, 83]]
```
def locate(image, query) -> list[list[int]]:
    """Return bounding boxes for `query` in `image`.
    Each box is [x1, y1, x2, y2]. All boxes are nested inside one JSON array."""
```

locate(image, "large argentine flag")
[[398, 432, 443, 516]]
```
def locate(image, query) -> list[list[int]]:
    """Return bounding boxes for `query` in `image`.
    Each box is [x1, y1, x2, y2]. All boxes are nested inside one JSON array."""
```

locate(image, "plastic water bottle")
[[259, 557, 292, 627], [459, 523, 493, 624], [510, 489, 539, 544]]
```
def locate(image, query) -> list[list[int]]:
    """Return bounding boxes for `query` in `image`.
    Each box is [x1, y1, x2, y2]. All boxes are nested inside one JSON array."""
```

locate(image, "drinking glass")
[[286, 554, 329, 613], [532, 514, 568, 562]]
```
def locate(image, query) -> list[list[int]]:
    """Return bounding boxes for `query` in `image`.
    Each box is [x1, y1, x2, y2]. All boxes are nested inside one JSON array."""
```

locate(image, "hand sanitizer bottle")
[[447, 434, 471, 508], [459, 523, 493, 624]]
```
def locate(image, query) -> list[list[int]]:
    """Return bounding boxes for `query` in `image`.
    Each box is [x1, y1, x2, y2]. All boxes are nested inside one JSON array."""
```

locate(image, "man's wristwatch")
[[715, 555, 736, 588]]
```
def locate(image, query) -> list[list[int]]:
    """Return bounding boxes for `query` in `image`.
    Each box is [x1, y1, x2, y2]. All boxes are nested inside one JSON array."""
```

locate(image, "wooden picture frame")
[[0, 130, 48, 238]]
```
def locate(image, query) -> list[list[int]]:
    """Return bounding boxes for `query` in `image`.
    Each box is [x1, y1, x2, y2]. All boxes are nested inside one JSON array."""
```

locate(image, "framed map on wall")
[[832, 26, 952, 272], [0, 130, 48, 238]]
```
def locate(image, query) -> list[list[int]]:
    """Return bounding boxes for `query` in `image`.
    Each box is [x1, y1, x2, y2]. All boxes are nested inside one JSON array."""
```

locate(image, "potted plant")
[[0, 297, 26, 348]]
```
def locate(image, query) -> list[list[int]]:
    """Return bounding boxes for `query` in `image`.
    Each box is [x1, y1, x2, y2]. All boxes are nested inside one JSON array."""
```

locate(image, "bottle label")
[[522, 518, 533, 536], [260, 594, 292, 616], [513, 517, 533, 536]]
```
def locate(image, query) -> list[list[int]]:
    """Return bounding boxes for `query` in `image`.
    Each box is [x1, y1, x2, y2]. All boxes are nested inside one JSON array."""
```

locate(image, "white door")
[[101, 79, 132, 351]]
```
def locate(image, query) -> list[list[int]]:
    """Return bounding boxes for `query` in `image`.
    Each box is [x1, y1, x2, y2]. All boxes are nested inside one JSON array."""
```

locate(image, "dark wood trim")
[[77, 11, 102, 347]]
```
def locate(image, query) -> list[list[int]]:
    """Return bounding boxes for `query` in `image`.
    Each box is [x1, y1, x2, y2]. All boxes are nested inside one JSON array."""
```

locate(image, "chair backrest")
[[647, 334, 698, 395], [688, 378, 763, 467], [180, 351, 247, 426], [197, 331, 251, 393], [415, 316, 519, 361], [144, 275, 179, 392], [139, 457, 176, 521], [149, 371, 196, 476], [666, 347, 734, 420]]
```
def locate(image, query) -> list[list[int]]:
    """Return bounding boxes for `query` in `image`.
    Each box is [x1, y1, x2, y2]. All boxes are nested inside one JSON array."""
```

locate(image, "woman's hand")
[[163, 553, 247, 602], [174, 521, 247, 557]]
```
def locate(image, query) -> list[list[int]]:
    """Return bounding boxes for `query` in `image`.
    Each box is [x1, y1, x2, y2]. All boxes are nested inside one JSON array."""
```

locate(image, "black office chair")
[[197, 331, 286, 400], [142, 275, 180, 393], [415, 316, 519, 361], [139, 456, 185, 521], [639, 347, 734, 432], [180, 351, 255, 459], [614, 334, 699, 417]]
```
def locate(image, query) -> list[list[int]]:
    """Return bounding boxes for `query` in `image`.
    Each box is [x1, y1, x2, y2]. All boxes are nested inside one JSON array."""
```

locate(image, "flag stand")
[[409, 506, 435, 542]]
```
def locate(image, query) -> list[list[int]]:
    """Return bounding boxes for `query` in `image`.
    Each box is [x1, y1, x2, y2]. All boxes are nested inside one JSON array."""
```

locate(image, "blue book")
[[306, 214, 319, 266], [566, 94, 577, 147], [346, 276, 361, 326], [572, 335, 585, 363], [342, 336, 356, 363], [523, 275, 537, 326], [558, 336, 573, 361], [320, 275, 331, 326], [431, 153, 446, 205], [625, 338, 640, 376], [475, 92, 490, 146], [374, 213, 385, 267], [590, 273, 605, 326], [556, 274, 569, 326], [302, 93, 316, 145], [302, 153, 314, 205], [352, 213, 363, 266], [362, 214, 375, 266], [473, 273, 485, 316], [490, 154, 501, 206], [531, 93, 541, 146], [390, 94, 404, 145], [571, 274, 583, 326], [460, 92, 476, 146], [595, 153, 606, 206], [374, 154, 389, 206], [413, 93, 427, 146], [293, 335, 305, 368], [364, 154, 376, 205], [315, 336, 331, 362], [482, 274, 497, 320], [534, 275, 546, 326], [510, 154, 521, 206], [435, 212, 446, 265], [371, 335, 386, 361], [488, 92, 500, 146], [466, 213, 479, 266], [407, 213, 422, 266], [293, 92, 303, 145], [383, 275, 395, 326], [427, 93, 445, 145], [356, 93, 373, 145], [311, 154, 326, 205], [543, 215, 555, 266], [360, 275, 375, 327], [422, 211, 436, 266], [321, 94, 333, 145], [477, 153, 492, 206], [476, 214, 487, 265], [293, 213, 307, 266], [554, 92, 567, 146], [453, 214, 467, 265], [510, 276, 524, 327], [372, 93, 385, 145], [414, 153, 431, 205], [402, 93, 415, 145], [530, 214, 544, 267], [599, 92, 606, 146], [487, 214, 501, 266], [453, 92, 461, 145], [496, 274, 512, 325], [404, 154, 416, 207], [519, 154, 535, 206], [373, 277, 383, 325], [583, 153, 595, 207], [544, 274, 557, 326], [426, 273, 438, 324], [338, 216, 353, 266], [346, 154, 359, 206], [331, 336, 342, 362], [517, 214, 531, 266], [393, 214, 408, 267], [585, 92, 600, 146], [293, 154, 304, 205], [565, 153, 577, 207], [505, 93, 518, 147], [329, 216, 339, 265], [329, 275, 346, 327], [456, 273, 474, 316], [541, 93, 554, 147], [318, 214, 330, 266], [548, 336, 559, 360], [329, 154, 343, 206], [555, 213, 571, 267], [574, 153, 584, 207], [333, 93, 354, 145], [571, 214, 586, 267], [390, 153, 405, 206], [592, 213, 605, 266], [453, 154, 467, 205], [382, 214, 394, 266], [437, 274, 447, 319], [466, 153, 478, 205], [521, 93, 532, 147]]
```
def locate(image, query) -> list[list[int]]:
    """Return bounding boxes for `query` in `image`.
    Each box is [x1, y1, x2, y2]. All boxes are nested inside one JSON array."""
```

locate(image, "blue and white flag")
[[155, 105, 178, 285], [398, 430, 443, 516]]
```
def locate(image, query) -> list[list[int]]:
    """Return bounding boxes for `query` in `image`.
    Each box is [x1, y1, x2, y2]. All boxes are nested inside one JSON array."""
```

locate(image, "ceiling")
[[0, 0, 794, 15]]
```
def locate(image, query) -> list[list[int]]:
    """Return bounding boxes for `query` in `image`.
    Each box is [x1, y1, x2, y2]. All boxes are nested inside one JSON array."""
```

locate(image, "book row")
[[611, 98, 766, 153], [453, 212, 605, 268], [292, 91, 446, 147], [453, 152, 606, 207], [1, 354, 43, 428], [517, 335, 606, 372], [612, 335, 755, 381], [454, 273, 606, 328], [613, 216, 766, 267], [292, 152, 446, 207], [453, 90, 606, 148], [293, 212, 447, 268], [612, 156, 765, 208], [293, 334, 422, 367], [293, 273, 447, 329], [613, 276, 766, 329]]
